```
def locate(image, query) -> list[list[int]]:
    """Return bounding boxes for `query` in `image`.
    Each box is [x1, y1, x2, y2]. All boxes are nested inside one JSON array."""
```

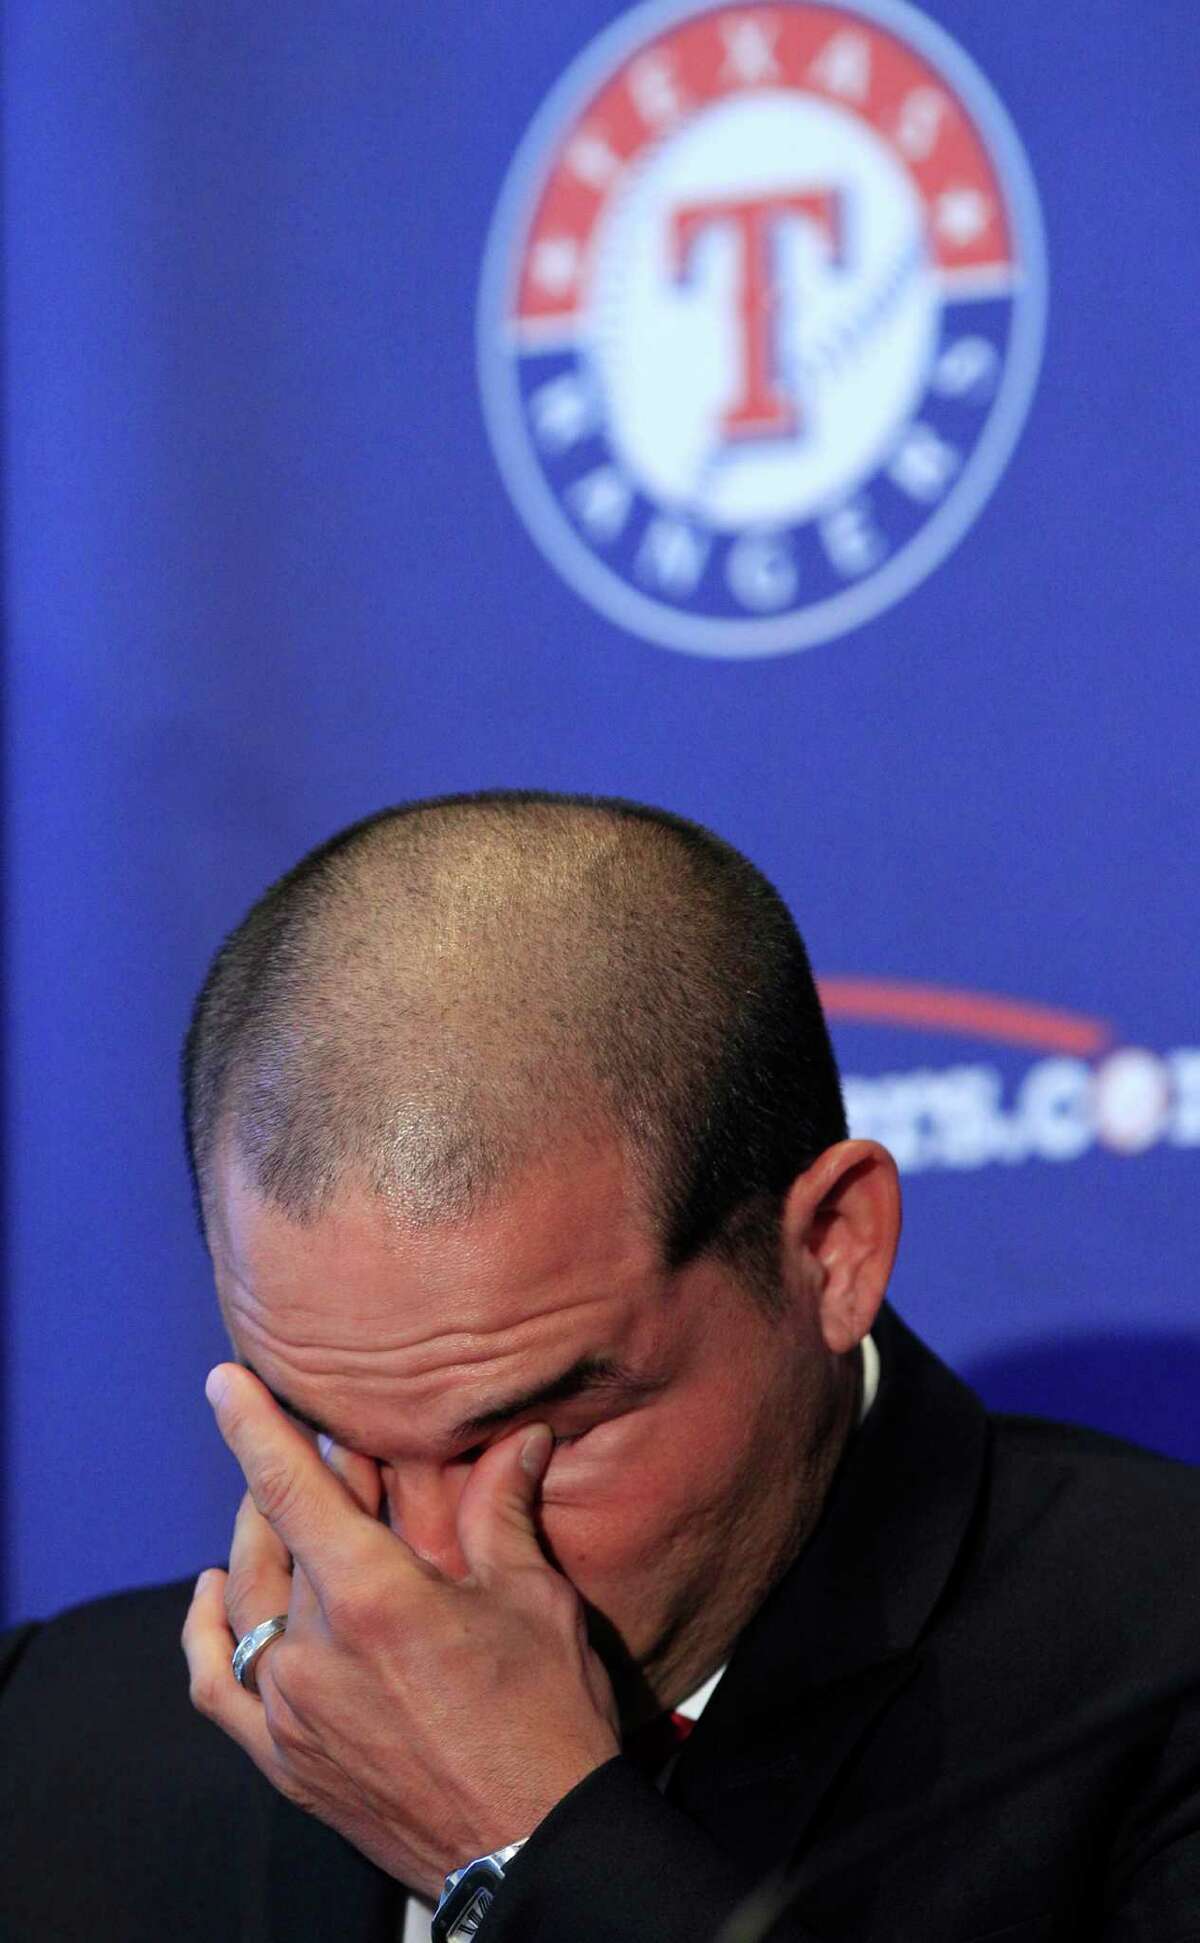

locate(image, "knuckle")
[[324, 1570, 380, 1643], [251, 1457, 303, 1529], [524, 1567, 577, 1624], [188, 1667, 223, 1718]]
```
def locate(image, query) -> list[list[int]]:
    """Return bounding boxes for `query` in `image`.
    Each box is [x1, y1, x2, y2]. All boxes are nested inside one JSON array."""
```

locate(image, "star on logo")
[[719, 16, 783, 85], [935, 188, 991, 248], [531, 236, 582, 296]]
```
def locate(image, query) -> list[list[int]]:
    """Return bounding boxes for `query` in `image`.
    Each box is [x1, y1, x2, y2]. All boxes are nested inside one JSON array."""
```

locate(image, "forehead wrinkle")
[[217, 1229, 639, 1346], [220, 1281, 649, 1439], [370, 1285, 631, 1374], [217, 1255, 413, 1341], [220, 1287, 443, 1369]]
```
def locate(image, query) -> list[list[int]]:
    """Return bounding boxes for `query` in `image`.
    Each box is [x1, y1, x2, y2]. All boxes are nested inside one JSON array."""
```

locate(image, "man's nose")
[[382, 1461, 471, 1579]]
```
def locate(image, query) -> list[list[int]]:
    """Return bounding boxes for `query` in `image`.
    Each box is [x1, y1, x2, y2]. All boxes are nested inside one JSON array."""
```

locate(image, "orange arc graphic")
[[816, 978, 1113, 1057]]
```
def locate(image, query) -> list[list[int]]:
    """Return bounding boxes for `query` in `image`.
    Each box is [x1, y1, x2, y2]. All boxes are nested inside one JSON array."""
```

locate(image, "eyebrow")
[[451, 1354, 659, 1443], [240, 1351, 661, 1453]]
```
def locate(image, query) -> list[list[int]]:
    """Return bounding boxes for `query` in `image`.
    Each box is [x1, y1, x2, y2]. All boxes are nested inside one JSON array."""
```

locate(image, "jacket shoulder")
[[0, 1580, 268, 1939], [966, 1413, 1200, 1675], [1, 1578, 197, 1697], [987, 1409, 1200, 1528], [0, 1619, 39, 1686]]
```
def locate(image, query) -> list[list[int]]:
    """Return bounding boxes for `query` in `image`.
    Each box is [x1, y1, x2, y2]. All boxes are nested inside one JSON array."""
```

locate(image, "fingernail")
[[521, 1423, 554, 1479], [205, 1366, 229, 1408]]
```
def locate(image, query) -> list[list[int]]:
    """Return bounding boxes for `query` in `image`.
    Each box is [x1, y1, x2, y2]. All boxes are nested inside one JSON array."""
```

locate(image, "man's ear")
[[779, 1140, 901, 1354]]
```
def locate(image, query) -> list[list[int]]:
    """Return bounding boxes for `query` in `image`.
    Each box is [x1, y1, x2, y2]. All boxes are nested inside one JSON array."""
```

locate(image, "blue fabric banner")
[[4, 0, 1198, 1624]]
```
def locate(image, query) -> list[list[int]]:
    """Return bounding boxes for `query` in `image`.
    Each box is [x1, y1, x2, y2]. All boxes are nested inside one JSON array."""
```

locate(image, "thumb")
[[458, 1422, 554, 1581], [318, 1435, 383, 1519]]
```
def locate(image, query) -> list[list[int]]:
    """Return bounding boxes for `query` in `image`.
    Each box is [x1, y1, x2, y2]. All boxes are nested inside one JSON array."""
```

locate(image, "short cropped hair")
[[182, 791, 847, 1305]]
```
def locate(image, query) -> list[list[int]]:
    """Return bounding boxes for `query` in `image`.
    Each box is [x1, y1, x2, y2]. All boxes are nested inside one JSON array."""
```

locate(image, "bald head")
[[183, 792, 847, 1299]]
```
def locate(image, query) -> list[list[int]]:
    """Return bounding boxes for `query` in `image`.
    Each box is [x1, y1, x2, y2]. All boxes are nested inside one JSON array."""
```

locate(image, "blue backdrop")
[[4, 0, 1198, 1626]]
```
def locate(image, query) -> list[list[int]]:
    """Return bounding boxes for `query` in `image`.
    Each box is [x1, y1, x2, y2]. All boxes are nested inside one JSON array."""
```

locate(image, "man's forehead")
[[208, 1136, 671, 1442], [211, 1135, 660, 1302]]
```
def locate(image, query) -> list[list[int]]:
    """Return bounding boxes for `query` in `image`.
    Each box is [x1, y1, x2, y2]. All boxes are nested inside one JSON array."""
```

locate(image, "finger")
[[224, 1488, 294, 1642], [182, 1567, 277, 1772], [318, 1435, 383, 1518], [457, 1422, 555, 1582], [223, 1492, 321, 1639], [206, 1363, 385, 1593], [287, 1557, 322, 1629]]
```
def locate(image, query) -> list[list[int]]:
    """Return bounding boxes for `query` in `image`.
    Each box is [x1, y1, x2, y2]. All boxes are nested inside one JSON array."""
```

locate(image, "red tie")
[[623, 1709, 695, 1777]]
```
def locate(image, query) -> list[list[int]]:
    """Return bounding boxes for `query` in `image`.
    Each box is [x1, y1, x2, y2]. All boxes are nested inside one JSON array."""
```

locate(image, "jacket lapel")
[[666, 1308, 988, 1874]]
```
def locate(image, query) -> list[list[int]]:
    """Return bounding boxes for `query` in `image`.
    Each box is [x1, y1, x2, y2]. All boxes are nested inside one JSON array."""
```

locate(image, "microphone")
[[712, 1867, 814, 1943]]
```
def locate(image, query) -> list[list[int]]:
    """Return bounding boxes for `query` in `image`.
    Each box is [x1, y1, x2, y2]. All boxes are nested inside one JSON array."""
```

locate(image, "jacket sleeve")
[[479, 1758, 822, 1943]]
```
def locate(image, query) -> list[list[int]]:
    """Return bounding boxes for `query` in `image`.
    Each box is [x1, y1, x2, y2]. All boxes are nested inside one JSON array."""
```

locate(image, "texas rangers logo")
[[478, 0, 1046, 657]]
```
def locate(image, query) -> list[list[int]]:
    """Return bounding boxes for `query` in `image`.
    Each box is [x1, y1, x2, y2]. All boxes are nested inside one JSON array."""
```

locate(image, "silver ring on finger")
[[232, 1614, 288, 1694]]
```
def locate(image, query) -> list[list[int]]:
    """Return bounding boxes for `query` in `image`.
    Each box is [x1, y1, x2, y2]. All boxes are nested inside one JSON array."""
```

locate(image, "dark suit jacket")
[[3, 1308, 1199, 1943]]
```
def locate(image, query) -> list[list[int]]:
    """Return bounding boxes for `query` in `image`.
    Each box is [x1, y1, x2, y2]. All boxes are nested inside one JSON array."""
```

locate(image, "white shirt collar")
[[859, 1329, 881, 1422]]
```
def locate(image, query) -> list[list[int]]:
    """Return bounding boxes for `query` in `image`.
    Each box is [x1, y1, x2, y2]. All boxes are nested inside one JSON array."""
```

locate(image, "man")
[[2, 790, 1198, 1943]]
